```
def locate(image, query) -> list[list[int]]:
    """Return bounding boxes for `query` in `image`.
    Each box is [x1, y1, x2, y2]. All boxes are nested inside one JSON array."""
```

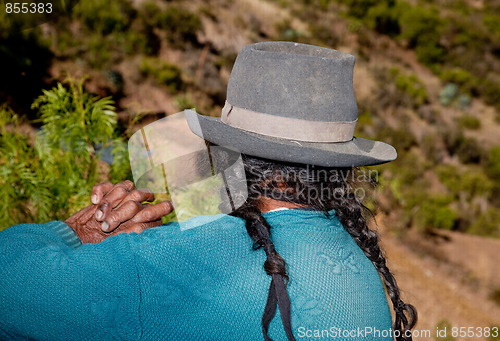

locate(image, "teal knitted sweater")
[[0, 209, 393, 340]]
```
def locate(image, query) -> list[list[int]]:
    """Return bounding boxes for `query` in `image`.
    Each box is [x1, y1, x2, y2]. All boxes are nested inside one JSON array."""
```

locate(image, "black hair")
[[224, 153, 417, 341]]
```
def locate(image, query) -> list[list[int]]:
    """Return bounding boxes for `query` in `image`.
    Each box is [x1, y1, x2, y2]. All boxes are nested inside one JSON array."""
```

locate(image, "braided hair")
[[225, 153, 417, 341]]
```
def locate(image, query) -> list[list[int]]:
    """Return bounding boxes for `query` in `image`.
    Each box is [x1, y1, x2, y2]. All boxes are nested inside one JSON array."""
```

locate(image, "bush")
[[398, 5, 443, 48], [415, 194, 457, 232], [74, 0, 135, 36], [390, 68, 428, 107], [435, 319, 457, 341], [0, 107, 52, 227], [365, 1, 400, 36], [376, 125, 417, 151], [439, 68, 474, 91], [140, 58, 184, 92], [159, 5, 201, 48], [444, 129, 483, 164], [0, 78, 130, 229], [469, 209, 500, 237], [458, 115, 481, 130], [486, 146, 500, 180]]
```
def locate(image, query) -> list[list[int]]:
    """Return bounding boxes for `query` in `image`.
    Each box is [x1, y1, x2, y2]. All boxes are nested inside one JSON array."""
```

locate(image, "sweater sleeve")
[[0, 221, 142, 341]]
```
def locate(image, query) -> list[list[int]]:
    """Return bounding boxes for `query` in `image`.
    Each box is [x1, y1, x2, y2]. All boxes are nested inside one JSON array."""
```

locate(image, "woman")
[[0, 42, 416, 340]]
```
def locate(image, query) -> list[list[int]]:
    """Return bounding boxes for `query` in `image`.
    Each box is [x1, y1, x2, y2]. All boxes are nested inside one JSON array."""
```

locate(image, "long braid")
[[332, 192, 417, 341], [231, 197, 295, 341]]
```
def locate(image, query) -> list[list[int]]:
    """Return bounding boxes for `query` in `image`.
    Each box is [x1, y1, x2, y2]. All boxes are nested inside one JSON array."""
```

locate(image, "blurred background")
[[1, 0, 500, 339]]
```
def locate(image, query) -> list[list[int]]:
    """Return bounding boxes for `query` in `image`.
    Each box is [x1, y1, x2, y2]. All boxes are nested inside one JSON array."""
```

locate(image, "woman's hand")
[[65, 180, 172, 244]]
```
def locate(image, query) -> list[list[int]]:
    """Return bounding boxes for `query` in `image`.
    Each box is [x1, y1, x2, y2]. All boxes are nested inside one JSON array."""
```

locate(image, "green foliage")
[[0, 78, 130, 229], [338, 0, 378, 19], [390, 67, 428, 107], [158, 5, 201, 48], [435, 319, 456, 341], [439, 68, 474, 91], [398, 4, 444, 56], [486, 146, 500, 180], [364, 1, 400, 36], [488, 325, 500, 341], [437, 164, 493, 200], [174, 94, 196, 111], [416, 194, 457, 232], [376, 125, 417, 152], [0, 106, 52, 227], [469, 209, 500, 237], [74, 0, 135, 35], [140, 58, 184, 92], [444, 129, 484, 164], [458, 115, 481, 130]]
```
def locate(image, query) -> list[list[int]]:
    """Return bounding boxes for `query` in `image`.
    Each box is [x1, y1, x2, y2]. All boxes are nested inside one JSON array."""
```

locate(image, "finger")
[[91, 182, 114, 205], [91, 179, 133, 204], [101, 200, 144, 232], [130, 201, 173, 223], [76, 205, 98, 225], [65, 204, 94, 226], [119, 220, 163, 234], [97, 188, 153, 222], [119, 189, 155, 206], [95, 181, 135, 220]]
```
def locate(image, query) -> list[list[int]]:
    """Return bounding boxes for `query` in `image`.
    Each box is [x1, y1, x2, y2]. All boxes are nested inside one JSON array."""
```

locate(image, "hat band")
[[221, 101, 357, 143]]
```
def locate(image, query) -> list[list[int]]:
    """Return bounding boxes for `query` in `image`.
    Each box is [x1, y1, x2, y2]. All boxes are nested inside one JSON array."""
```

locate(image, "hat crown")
[[226, 41, 358, 122]]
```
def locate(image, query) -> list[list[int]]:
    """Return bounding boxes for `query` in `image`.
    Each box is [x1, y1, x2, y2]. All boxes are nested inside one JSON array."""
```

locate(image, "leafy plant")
[[158, 5, 201, 48], [0, 77, 130, 230], [458, 115, 480, 130], [140, 58, 184, 92], [0, 106, 52, 227]]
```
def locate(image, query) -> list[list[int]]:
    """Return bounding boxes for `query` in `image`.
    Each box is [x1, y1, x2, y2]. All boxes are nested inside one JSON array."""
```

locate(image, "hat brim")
[[185, 111, 397, 167]]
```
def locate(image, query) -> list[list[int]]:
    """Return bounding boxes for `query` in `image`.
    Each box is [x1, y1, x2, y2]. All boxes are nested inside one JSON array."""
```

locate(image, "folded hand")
[[65, 180, 172, 243]]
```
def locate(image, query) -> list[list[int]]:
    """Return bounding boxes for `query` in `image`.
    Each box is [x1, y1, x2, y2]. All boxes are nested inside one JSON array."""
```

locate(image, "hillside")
[[1, 0, 500, 339]]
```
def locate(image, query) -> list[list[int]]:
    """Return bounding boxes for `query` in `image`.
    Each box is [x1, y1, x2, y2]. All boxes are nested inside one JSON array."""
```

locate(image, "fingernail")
[[101, 221, 109, 232], [91, 194, 98, 204], [95, 210, 103, 220]]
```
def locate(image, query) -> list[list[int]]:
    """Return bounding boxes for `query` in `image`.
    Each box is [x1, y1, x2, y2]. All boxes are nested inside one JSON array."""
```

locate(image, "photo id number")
[[5, 2, 53, 14]]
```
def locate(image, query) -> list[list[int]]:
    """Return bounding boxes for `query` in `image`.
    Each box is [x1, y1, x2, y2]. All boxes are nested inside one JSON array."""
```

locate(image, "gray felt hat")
[[185, 41, 397, 167]]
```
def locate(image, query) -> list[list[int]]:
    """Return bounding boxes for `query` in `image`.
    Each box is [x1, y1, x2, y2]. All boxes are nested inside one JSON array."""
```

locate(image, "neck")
[[257, 196, 309, 213]]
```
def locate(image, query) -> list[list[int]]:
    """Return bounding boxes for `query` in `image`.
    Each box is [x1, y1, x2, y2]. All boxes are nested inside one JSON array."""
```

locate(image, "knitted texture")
[[0, 209, 393, 340]]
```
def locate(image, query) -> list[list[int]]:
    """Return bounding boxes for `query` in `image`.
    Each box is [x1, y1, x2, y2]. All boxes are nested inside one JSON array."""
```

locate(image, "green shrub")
[[435, 319, 456, 341], [415, 194, 457, 232], [0, 78, 130, 229], [486, 146, 500, 180], [437, 164, 493, 202], [159, 5, 201, 48], [390, 68, 428, 107], [365, 1, 400, 36], [140, 58, 184, 92], [488, 325, 500, 341], [458, 115, 481, 130], [138, 1, 163, 27], [174, 94, 196, 111], [339, 0, 378, 19], [0, 106, 52, 227], [398, 5, 443, 47], [469, 209, 500, 237], [439, 68, 474, 91], [444, 129, 483, 164], [376, 125, 417, 151], [73, 0, 135, 35]]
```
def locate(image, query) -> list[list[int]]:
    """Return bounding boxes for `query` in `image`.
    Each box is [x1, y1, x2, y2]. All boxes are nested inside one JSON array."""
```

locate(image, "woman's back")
[[135, 209, 393, 340]]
